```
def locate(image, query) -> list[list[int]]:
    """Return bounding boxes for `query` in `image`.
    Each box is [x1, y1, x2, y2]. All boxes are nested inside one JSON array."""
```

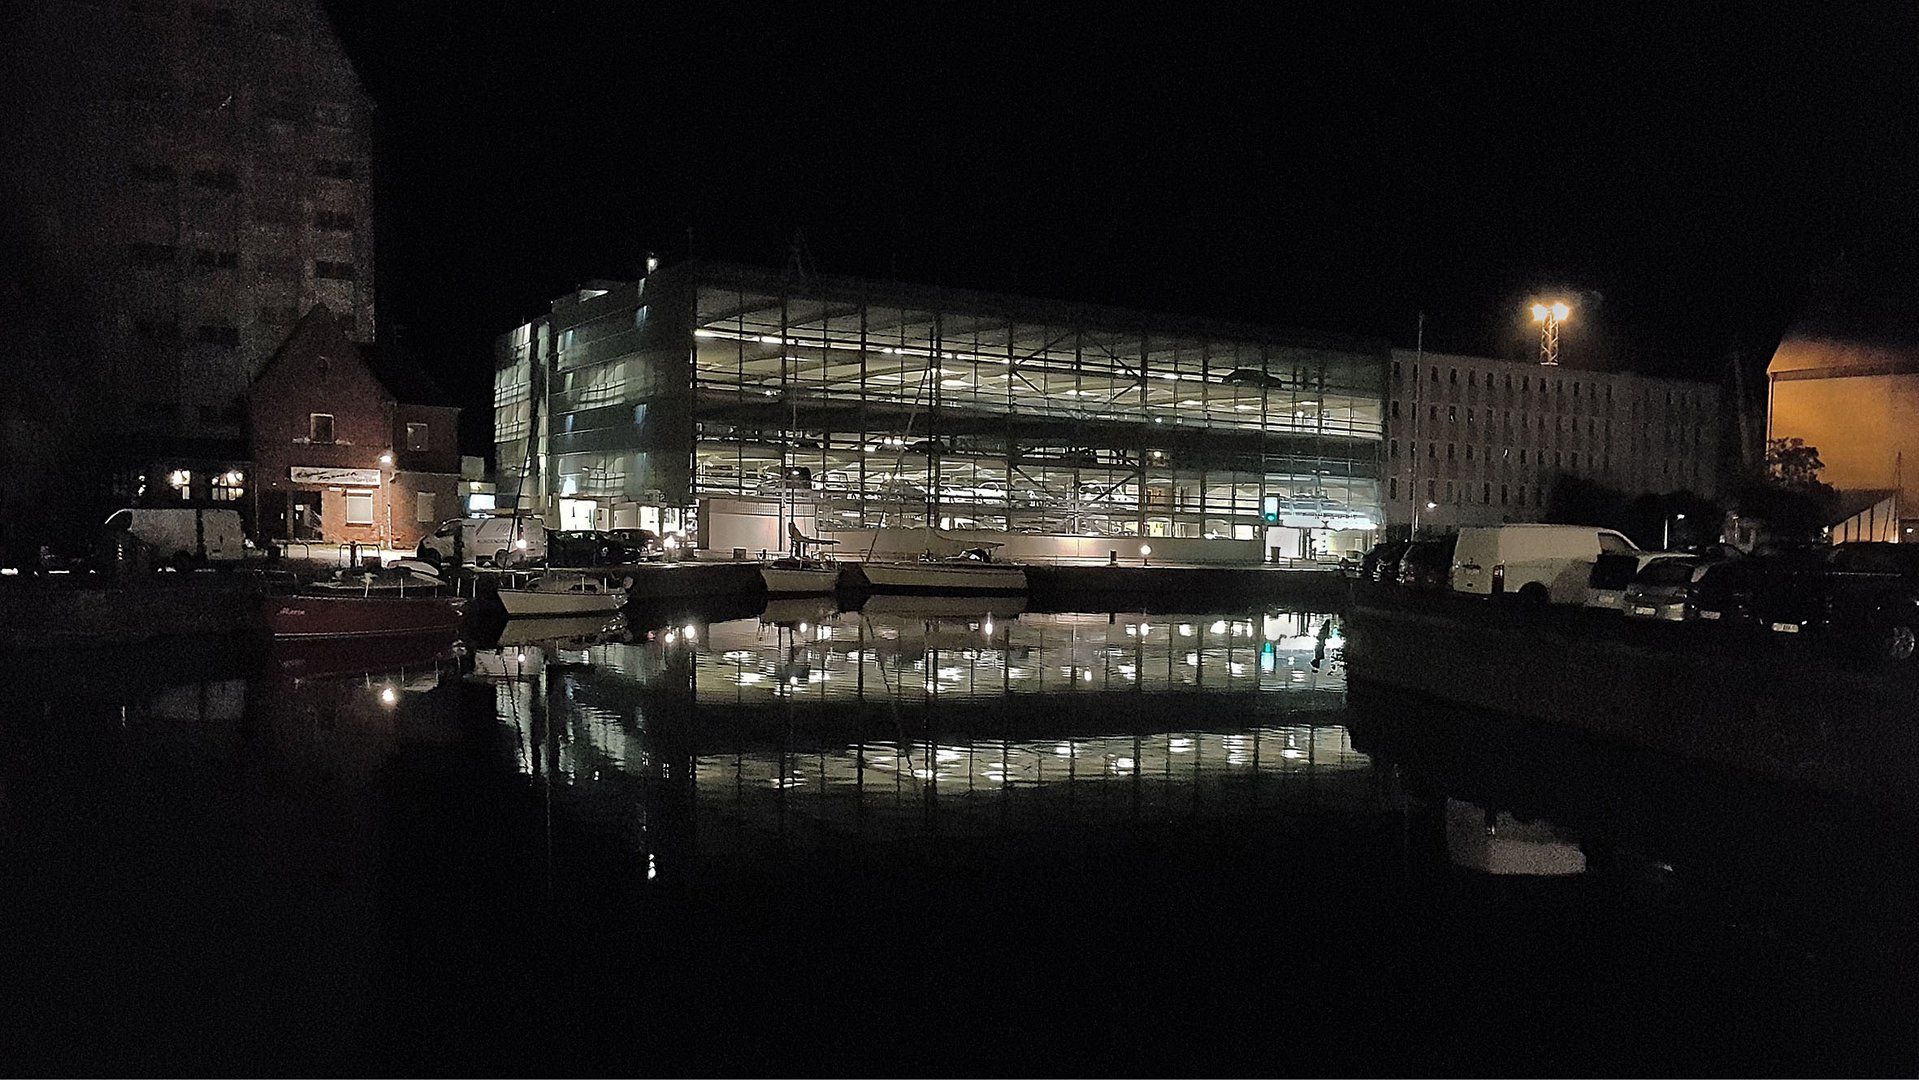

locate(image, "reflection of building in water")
[[487, 610, 1371, 874]]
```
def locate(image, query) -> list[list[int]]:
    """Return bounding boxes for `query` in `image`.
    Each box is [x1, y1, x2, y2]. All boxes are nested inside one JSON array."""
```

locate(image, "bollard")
[[1109, 549, 1119, 566]]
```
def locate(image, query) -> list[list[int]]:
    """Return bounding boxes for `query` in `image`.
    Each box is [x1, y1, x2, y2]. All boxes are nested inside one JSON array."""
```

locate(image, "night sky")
[[321, 3, 1919, 457]]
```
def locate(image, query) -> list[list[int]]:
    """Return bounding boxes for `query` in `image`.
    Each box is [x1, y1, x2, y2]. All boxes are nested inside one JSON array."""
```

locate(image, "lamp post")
[[1664, 512, 1686, 550], [1139, 543, 1152, 567], [1530, 300, 1571, 366]]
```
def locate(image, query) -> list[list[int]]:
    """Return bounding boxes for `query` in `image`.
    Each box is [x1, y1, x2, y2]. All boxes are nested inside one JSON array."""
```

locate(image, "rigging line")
[[864, 359, 937, 562]]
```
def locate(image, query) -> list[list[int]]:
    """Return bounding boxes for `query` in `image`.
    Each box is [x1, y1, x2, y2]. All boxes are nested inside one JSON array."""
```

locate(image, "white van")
[[103, 507, 250, 569], [1450, 524, 1640, 604], [417, 514, 547, 567]]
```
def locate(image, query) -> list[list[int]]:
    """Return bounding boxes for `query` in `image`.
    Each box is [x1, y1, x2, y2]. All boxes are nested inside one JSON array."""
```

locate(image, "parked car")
[[1691, 545, 1826, 627], [1585, 550, 1691, 612], [1398, 536, 1458, 590], [1750, 542, 1919, 662], [1360, 541, 1407, 583], [604, 528, 664, 562], [1451, 524, 1640, 604], [417, 514, 547, 567], [1370, 541, 1413, 584], [1620, 554, 1715, 622]]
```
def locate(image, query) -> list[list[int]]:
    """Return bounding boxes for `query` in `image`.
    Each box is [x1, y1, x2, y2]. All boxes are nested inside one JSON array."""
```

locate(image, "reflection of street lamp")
[[1664, 512, 1686, 550], [1530, 300, 1571, 366]]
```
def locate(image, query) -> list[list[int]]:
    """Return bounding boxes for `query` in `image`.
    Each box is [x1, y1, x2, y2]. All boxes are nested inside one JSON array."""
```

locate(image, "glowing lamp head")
[[514, 538, 528, 549], [1551, 302, 1569, 321], [1531, 304, 1549, 322], [379, 452, 393, 466]]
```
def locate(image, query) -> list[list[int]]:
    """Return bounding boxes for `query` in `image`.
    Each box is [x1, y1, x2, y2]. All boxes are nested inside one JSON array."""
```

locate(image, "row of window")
[[304, 414, 431, 451], [125, 157, 359, 184], [1389, 477, 1539, 509], [134, 305, 308, 343], [127, 244, 357, 281], [1392, 360, 1705, 411]]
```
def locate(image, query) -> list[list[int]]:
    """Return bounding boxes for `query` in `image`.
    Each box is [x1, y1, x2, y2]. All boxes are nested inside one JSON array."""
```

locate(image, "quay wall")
[[1343, 595, 1919, 808]]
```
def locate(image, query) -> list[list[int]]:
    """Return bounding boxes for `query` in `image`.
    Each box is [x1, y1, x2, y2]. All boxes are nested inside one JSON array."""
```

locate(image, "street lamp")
[[1530, 300, 1571, 366], [1664, 512, 1686, 550]]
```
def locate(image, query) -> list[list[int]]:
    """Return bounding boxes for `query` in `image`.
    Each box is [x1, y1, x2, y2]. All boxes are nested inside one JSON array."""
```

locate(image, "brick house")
[[248, 306, 460, 550]]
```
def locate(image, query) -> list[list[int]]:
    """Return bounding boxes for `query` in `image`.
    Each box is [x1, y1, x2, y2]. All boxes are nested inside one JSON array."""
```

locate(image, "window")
[[1500, 484, 1509, 506], [1484, 483, 1492, 503], [1468, 371, 1477, 388], [345, 490, 374, 526], [1390, 400, 1400, 418], [1428, 442, 1436, 460], [312, 102, 352, 127], [194, 324, 238, 347], [1448, 405, 1458, 423], [309, 413, 334, 443], [1430, 368, 1439, 385], [1447, 443, 1456, 460], [1449, 368, 1458, 385], [1598, 533, 1635, 554], [1427, 479, 1435, 501], [212, 469, 244, 502], [194, 248, 238, 269], [416, 491, 437, 523], [1389, 478, 1398, 500], [315, 260, 356, 281], [1446, 481, 1455, 502], [314, 209, 356, 231], [314, 158, 355, 180], [1465, 445, 1474, 460], [406, 422, 428, 451], [1393, 361, 1402, 382], [1389, 439, 1398, 458]]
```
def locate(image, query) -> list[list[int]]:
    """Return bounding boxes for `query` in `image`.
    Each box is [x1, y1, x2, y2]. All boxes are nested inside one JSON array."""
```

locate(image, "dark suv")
[[1751, 542, 1919, 662]]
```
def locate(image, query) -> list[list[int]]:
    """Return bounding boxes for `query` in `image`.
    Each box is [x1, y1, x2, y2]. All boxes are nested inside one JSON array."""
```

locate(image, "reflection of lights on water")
[[646, 854, 657, 881], [798, 622, 809, 634], [664, 631, 677, 644], [1263, 615, 1284, 641], [982, 617, 993, 636], [380, 686, 397, 706], [1054, 743, 1074, 756], [1185, 652, 1199, 667], [737, 672, 764, 685], [1178, 624, 1194, 637], [1211, 620, 1227, 634], [1111, 757, 1136, 772], [682, 624, 697, 640], [1081, 668, 1093, 682], [723, 650, 754, 661], [1169, 737, 1193, 753]]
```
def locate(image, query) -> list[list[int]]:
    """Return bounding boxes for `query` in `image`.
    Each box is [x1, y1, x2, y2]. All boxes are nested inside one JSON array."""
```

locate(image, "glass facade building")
[[497, 262, 1385, 560]]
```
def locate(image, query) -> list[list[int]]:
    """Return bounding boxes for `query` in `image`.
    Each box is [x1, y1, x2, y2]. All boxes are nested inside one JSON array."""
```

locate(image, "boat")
[[299, 560, 450, 598], [263, 592, 467, 639], [496, 573, 627, 616], [844, 556, 1028, 594], [760, 556, 839, 595], [494, 612, 627, 647]]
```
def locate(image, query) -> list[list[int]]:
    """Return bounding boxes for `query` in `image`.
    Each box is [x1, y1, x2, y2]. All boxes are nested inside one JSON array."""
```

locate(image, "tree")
[[1765, 438, 1833, 496]]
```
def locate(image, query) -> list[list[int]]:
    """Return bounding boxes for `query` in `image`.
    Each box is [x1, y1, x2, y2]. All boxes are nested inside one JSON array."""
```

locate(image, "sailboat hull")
[[760, 566, 840, 594], [845, 562, 1028, 594]]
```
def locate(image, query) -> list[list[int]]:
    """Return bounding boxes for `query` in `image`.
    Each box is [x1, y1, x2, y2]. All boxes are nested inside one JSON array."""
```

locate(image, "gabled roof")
[[360, 341, 456, 408], [250, 304, 457, 410]]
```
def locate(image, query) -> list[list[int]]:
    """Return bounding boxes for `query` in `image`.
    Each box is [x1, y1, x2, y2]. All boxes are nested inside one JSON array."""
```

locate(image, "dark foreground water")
[[3, 597, 1917, 1076]]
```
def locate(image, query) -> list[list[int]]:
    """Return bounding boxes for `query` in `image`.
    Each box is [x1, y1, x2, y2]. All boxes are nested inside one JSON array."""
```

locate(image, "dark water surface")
[[3, 598, 1916, 1076]]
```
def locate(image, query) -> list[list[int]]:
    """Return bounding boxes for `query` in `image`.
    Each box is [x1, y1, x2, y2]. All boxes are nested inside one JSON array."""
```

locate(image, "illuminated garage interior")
[[497, 261, 1385, 561]]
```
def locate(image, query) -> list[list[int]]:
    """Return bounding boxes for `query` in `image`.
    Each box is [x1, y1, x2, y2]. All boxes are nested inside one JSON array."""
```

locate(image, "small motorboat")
[[496, 573, 627, 617], [760, 557, 839, 595]]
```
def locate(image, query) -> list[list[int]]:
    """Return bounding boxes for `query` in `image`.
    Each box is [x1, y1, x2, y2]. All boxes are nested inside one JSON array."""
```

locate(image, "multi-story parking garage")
[[496, 261, 1384, 563]]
